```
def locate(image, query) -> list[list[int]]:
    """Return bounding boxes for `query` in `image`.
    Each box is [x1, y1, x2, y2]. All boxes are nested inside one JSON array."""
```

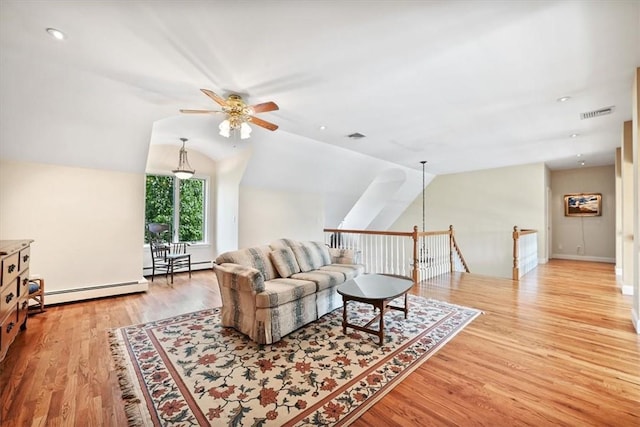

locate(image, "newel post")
[[412, 225, 419, 286], [449, 225, 455, 272], [512, 226, 520, 281]]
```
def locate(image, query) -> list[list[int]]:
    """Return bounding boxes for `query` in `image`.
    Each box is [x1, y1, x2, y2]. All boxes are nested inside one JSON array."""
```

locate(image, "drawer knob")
[[8, 264, 16, 273], [5, 293, 14, 304], [23, 254, 29, 263], [6, 321, 15, 333], [21, 301, 28, 309]]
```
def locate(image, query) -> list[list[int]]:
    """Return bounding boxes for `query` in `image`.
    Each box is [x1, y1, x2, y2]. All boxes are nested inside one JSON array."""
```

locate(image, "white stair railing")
[[324, 225, 469, 286]]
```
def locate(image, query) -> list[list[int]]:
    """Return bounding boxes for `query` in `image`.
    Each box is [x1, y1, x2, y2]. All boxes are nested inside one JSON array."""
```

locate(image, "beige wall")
[[551, 166, 616, 262], [0, 159, 147, 303], [632, 68, 639, 332], [615, 147, 623, 278], [238, 186, 325, 248], [392, 163, 547, 279]]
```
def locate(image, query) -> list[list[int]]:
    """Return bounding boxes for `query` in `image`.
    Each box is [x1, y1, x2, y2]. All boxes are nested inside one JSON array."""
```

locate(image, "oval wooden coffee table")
[[337, 274, 413, 345]]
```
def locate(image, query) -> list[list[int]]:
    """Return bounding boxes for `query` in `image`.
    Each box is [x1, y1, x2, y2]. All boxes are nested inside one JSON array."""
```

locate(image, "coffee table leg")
[[404, 293, 408, 319], [378, 300, 384, 345], [342, 297, 347, 335]]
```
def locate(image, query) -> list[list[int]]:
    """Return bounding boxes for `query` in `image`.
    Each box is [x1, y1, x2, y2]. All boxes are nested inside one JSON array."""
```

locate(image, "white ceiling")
[[1, 0, 639, 175]]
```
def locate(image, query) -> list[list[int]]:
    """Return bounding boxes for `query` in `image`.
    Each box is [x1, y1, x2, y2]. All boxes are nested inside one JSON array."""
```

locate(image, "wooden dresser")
[[0, 239, 33, 361]]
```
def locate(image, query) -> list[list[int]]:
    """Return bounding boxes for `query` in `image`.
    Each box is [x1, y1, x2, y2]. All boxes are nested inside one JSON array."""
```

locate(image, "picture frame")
[[564, 193, 602, 217]]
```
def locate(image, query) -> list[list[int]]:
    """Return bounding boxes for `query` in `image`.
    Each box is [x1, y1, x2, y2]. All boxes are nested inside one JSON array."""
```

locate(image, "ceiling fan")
[[180, 89, 279, 139]]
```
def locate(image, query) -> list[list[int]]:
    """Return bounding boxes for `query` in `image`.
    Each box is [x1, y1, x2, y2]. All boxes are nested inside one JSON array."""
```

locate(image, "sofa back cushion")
[[269, 238, 300, 250], [270, 248, 301, 278], [291, 241, 332, 272], [216, 245, 278, 280]]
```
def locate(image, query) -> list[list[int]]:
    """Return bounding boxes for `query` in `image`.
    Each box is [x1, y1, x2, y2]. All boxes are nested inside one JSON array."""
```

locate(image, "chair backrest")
[[149, 239, 169, 264], [172, 242, 189, 254]]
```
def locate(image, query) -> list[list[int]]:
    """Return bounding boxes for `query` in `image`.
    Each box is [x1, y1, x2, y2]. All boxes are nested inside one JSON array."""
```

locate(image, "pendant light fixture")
[[172, 137, 195, 179], [420, 160, 427, 232]]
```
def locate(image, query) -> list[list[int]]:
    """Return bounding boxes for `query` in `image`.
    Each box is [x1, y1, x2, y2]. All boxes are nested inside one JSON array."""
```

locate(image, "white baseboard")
[[44, 278, 148, 305], [615, 266, 622, 276], [551, 254, 615, 263], [632, 309, 640, 334], [621, 285, 634, 296]]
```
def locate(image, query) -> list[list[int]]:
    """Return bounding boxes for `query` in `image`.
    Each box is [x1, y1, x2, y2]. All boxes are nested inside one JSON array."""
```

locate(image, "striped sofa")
[[214, 239, 364, 344]]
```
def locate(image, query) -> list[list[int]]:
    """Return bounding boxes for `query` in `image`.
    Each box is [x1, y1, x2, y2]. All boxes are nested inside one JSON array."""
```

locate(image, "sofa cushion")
[[270, 248, 301, 278], [319, 264, 366, 280], [291, 269, 344, 292], [255, 278, 316, 308], [216, 246, 278, 281], [328, 247, 359, 264], [291, 242, 332, 272], [270, 238, 300, 250]]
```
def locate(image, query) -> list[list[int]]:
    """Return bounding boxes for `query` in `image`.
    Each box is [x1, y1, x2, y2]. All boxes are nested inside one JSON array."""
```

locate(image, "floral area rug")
[[109, 295, 481, 426]]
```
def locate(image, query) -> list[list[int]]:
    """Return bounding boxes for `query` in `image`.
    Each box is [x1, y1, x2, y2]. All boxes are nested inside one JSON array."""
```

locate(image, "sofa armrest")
[[328, 248, 360, 264], [214, 263, 265, 293]]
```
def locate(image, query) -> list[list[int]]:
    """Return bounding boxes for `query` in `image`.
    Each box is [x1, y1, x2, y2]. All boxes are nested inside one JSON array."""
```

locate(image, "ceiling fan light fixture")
[[172, 138, 195, 180], [219, 119, 231, 138], [182, 89, 278, 139], [240, 122, 252, 139]]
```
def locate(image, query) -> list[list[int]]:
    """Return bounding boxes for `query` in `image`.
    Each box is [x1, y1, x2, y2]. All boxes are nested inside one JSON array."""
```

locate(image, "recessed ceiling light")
[[570, 133, 579, 138], [319, 125, 326, 130], [579, 160, 586, 166], [576, 153, 582, 157], [46, 28, 66, 40], [557, 96, 571, 102]]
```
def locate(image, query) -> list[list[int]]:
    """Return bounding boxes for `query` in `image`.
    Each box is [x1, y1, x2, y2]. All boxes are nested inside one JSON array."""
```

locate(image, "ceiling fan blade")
[[180, 109, 223, 114], [200, 89, 227, 106], [250, 101, 279, 113], [248, 116, 278, 131]]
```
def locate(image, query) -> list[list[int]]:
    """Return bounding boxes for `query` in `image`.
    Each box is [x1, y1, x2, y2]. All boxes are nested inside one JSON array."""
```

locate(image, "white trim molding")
[[551, 254, 615, 263], [632, 309, 640, 334], [621, 285, 634, 296]]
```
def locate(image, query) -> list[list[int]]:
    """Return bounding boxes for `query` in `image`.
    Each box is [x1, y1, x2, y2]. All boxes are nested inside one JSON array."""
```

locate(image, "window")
[[145, 175, 206, 243]]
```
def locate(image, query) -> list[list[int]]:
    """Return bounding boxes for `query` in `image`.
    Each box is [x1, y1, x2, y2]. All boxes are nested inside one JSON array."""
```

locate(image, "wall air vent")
[[580, 106, 615, 120], [347, 132, 366, 139]]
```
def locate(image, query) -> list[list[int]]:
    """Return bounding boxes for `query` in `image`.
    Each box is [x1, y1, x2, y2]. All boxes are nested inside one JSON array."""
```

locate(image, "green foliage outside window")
[[179, 179, 204, 242], [145, 175, 204, 243]]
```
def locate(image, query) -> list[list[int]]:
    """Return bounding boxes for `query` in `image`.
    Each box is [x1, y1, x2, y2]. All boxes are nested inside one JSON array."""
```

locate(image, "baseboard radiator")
[[45, 279, 149, 306]]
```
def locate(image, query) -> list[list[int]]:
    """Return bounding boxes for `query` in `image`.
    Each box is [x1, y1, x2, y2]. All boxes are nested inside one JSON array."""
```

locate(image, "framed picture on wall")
[[564, 193, 602, 217]]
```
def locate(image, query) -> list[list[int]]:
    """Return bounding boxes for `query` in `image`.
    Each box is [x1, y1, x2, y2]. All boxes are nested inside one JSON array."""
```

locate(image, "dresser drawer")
[[19, 246, 31, 273], [18, 270, 30, 298], [1, 252, 20, 289], [0, 305, 19, 361], [0, 278, 18, 321], [17, 297, 28, 330]]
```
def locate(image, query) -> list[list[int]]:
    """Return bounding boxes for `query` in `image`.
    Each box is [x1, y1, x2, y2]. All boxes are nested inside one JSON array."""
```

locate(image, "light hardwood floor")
[[1, 260, 638, 426]]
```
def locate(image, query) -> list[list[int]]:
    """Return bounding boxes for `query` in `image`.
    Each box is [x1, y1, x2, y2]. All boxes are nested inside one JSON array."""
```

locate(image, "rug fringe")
[[108, 329, 147, 427]]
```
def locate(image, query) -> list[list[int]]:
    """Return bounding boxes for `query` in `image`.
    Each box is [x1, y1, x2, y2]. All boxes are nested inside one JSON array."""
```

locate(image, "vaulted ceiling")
[[1, 1, 638, 175]]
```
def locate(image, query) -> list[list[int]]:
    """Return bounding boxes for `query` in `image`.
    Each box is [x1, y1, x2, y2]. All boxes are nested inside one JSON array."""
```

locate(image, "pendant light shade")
[[172, 138, 195, 179]]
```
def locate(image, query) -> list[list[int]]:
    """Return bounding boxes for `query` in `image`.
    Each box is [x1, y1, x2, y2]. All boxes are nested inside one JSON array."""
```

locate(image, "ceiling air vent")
[[580, 106, 615, 120], [347, 132, 366, 139]]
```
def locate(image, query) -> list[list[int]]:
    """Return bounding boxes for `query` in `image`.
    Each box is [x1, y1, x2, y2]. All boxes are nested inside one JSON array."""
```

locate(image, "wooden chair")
[[148, 229, 192, 284], [28, 276, 45, 313]]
